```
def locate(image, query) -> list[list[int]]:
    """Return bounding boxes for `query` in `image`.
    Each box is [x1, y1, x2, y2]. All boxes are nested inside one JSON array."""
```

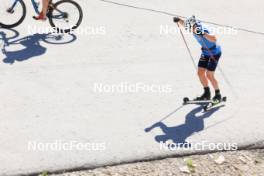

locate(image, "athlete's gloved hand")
[[195, 25, 204, 35], [173, 17, 181, 23]]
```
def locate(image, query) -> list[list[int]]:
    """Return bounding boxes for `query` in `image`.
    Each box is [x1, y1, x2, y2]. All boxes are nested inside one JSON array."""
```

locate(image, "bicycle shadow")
[[145, 105, 223, 148], [0, 28, 77, 64]]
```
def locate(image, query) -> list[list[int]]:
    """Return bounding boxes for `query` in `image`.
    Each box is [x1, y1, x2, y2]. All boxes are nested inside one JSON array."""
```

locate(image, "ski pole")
[[176, 22, 197, 70]]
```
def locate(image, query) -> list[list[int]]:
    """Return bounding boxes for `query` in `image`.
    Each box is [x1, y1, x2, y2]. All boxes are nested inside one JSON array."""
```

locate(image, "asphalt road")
[[0, 0, 264, 175]]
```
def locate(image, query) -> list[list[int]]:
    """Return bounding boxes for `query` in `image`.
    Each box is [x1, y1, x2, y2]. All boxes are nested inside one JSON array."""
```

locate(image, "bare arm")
[[203, 33, 217, 43], [177, 19, 184, 26], [173, 17, 218, 43], [194, 26, 217, 42]]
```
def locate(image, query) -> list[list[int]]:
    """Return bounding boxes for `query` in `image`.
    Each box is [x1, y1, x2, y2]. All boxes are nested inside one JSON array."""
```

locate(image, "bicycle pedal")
[[7, 8, 14, 14]]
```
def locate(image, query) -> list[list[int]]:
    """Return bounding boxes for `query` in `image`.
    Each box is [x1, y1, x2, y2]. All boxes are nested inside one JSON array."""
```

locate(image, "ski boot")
[[212, 89, 221, 103], [194, 87, 211, 101]]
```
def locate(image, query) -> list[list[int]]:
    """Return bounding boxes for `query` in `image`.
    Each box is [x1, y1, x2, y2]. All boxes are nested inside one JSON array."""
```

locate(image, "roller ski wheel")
[[203, 96, 227, 112]]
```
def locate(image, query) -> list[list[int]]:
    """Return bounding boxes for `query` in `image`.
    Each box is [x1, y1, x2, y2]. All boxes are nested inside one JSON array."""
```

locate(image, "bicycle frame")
[[9, 0, 41, 15], [11, 0, 66, 19], [31, 0, 41, 14]]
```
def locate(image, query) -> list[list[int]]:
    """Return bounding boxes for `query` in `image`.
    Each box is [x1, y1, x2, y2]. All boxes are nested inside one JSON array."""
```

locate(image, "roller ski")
[[203, 93, 227, 112], [183, 97, 211, 105], [183, 87, 211, 105]]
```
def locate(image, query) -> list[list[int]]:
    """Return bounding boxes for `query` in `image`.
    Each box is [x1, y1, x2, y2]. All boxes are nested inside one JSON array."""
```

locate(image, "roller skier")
[[173, 16, 223, 103]]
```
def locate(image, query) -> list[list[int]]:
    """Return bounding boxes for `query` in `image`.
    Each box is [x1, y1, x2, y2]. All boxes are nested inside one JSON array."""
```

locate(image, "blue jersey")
[[193, 23, 221, 56]]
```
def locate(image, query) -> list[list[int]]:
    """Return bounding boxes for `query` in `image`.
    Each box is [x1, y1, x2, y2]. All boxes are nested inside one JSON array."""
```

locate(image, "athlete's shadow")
[[145, 106, 222, 148], [0, 28, 77, 64]]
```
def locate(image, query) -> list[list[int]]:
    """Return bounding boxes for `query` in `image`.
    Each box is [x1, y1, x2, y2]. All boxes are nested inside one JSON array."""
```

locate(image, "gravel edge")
[[46, 149, 264, 176]]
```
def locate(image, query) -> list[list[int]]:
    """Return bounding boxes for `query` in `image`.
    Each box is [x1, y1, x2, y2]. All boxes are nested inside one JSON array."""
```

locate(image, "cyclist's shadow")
[[145, 105, 223, 148], [0, 28, 77, 64]]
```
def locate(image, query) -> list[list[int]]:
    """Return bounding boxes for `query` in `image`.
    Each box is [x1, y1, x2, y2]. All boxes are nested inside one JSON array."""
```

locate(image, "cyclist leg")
[[33, 0, 49, 20]]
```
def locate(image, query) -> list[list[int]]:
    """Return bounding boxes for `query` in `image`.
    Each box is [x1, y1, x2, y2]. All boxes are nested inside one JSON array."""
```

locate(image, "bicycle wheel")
[[48, 0, 83, 33], [0, 0, 26, 29]]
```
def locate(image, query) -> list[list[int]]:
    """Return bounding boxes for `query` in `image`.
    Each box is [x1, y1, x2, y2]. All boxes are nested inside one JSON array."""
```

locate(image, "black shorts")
[[198, 53, 222, 71]]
